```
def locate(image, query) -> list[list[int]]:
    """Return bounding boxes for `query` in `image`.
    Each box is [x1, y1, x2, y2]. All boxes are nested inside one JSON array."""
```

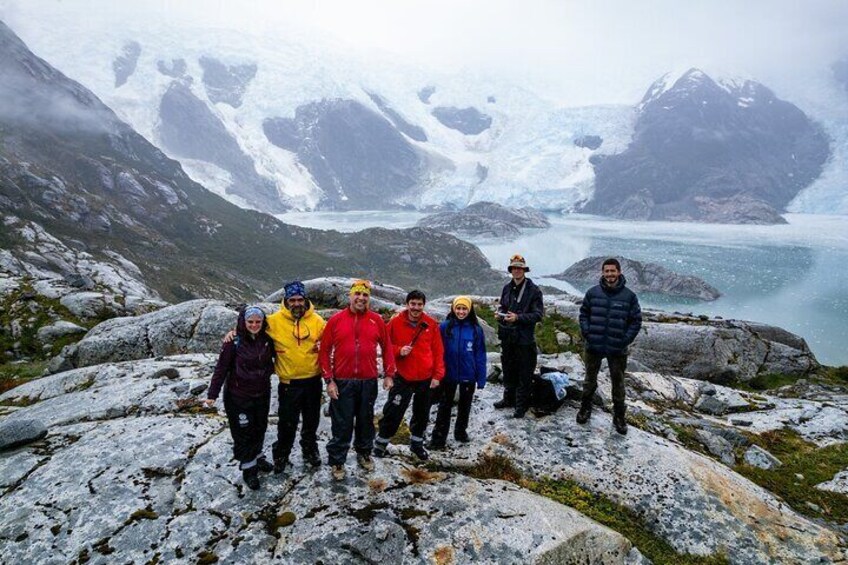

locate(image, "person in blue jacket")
[[429, 296, 487, 449]]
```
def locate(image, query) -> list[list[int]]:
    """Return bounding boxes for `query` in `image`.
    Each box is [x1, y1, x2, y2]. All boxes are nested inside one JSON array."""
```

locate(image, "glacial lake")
[[279, 211, 848, 367]]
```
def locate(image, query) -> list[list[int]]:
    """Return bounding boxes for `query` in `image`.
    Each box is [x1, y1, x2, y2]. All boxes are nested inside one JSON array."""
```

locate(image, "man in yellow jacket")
[[268, 281, 326, 473]]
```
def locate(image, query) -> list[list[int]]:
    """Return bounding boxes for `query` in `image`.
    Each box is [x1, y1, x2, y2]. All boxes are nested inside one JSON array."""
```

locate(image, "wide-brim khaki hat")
[[507, 254, 530, 272]]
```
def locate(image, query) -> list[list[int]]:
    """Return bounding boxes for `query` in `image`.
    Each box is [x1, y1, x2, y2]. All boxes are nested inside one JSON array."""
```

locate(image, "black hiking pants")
[[501, 342, 537, 413], [582, 351, 628, 415], [224, 391, 270, 469], [431, 381, 476, 444], [377, 376, 431, 445], [272, 375, 322, 463], [326, 379, 378, 466]]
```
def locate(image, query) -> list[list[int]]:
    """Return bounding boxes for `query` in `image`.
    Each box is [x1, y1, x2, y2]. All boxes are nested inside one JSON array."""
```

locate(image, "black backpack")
[[531, 367, 568, 415]]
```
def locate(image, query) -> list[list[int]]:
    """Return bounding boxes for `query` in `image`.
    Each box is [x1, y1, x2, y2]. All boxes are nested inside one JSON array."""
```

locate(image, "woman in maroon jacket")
[[205, 306, 275, 490]]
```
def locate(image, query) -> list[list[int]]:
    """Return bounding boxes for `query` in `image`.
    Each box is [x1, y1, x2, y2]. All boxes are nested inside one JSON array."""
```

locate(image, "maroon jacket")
[[208, 312, 275, 400]]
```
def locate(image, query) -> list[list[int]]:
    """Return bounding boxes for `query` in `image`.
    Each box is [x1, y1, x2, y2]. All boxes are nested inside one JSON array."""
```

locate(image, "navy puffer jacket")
[[579, 275, 642, 355]]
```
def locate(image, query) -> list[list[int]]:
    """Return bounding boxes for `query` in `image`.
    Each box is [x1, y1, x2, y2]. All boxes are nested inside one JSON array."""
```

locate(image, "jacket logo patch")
[[238, 413, 249, 427], [466, 342, 474, 352], [393, 395, 402, 406]]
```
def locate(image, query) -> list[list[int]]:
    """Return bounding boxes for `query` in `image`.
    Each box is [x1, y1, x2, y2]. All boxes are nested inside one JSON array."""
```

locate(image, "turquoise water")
[[279, 211, 848, 366]]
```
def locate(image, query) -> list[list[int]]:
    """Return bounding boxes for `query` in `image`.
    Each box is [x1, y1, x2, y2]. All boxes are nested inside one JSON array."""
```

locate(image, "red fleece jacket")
[[387, 310, 445, 382], [319, 308, 396, 381]]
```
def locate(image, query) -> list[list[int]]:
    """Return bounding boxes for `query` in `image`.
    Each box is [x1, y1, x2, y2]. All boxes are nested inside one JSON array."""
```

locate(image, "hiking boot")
[[493, 399, 515, 410], [331, 465, 346, 481], [273, 457, 288, 475], [357, 453, 375, 472], [303, 450, 322, 468], [576, 405, 592, 425], [410, 442, 429, 461], [373, 445, 388, 458], [256, 457, 274, 473], [613, 414, 628, 435], [511, 410, 526, 419], [427, 440, 446, 451], [242, 467, 260, 490], [454, 430, 470, 443]]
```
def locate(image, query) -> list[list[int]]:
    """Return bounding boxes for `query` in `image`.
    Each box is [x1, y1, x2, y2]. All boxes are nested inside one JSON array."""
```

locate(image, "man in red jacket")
[[319, 279, 396, 480], [374, 290, 445, 461]]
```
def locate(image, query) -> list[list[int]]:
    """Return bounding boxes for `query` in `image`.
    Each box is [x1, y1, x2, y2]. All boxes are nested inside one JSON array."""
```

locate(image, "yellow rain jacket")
[[265, 300, 326, 382]]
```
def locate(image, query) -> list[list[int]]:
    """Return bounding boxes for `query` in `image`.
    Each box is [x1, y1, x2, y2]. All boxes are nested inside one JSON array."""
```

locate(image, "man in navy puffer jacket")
[[577, 258, 642, 434]]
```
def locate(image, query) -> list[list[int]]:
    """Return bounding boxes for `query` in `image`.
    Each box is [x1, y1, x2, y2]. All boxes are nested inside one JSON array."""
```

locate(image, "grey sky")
[[2, 0, 847, 104]]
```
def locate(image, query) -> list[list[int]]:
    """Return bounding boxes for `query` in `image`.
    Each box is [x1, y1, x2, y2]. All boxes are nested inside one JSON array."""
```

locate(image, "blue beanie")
[[284, 281, 306, 300], [243, 306, 265, 320]]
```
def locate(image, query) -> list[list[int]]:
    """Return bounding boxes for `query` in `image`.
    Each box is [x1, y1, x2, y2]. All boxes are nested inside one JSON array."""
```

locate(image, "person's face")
[[245, 315, 263, 335], [350, 291, 370, 313], [407, 298, 425, 321], [602, 264, 621, 285], [454, 304, 469, 320], [510, 266, 526, 282], [286, 295, 306, 318]]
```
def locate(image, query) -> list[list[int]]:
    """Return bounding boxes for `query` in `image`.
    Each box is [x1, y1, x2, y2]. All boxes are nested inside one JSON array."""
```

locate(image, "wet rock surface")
[[0, 356, 636, 564]]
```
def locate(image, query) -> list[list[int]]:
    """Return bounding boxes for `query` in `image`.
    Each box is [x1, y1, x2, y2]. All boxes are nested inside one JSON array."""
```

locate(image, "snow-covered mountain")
[[586, 68, 831, 223], [3, 7, 846, 217]]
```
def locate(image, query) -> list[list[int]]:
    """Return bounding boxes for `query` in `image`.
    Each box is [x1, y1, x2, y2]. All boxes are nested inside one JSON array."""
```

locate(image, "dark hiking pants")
[[501, 342, 537, 412], [431, 381, 476, 444], [581, 351, 628, 415], [377, 376, 431, 446], [272, 375, 322, 463], [224, 392, 270, 469], [326, 379, 378, 466]]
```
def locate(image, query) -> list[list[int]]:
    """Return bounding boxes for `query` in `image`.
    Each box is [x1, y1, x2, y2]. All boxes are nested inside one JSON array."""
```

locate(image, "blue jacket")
[[440, 319, 487, 388], [579, 274, 642, 355]]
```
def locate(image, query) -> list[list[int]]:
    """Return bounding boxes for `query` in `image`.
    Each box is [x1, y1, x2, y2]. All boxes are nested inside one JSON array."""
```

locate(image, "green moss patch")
[[534, 312, 582, 355], [737, 429, 848, 524], [0, 360, 48, 395]]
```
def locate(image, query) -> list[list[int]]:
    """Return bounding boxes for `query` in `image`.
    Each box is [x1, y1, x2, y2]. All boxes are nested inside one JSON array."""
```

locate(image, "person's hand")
[[222, 329, 236, 343], [203, 398, 216, 407], [383, 376, 394, 391], [327, 380, 339, 400], [430, 379, 440, 389], [312, 341, 320, 353], [504, 312, 518, 324], [399, 345, 413, 357]]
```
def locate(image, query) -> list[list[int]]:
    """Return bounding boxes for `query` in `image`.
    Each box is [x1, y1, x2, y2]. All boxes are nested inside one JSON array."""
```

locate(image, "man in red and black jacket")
[[319, 279, 396, 480], [374, 290, 445, 461]]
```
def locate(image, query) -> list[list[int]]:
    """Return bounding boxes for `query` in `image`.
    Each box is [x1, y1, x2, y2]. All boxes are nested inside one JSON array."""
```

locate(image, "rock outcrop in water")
[[417, 201, 550, 238], [552, 256, 721, 301]]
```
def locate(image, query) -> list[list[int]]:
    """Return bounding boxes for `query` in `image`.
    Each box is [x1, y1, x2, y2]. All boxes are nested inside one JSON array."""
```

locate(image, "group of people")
[[206, 255, 642, 489]]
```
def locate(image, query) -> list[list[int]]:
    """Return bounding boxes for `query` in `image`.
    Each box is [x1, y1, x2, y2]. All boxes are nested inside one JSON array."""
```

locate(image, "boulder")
[[629, 318, 818, 383], [59, 291, 124, 320], [267, 277, 407, 312], [49, 300, 237, 371], [695, 429, 736, 466], [743, 445, 782, 470], [816, 470, 848, 495], [36, 321, 87, 343], [0, 418, 47, 451]]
